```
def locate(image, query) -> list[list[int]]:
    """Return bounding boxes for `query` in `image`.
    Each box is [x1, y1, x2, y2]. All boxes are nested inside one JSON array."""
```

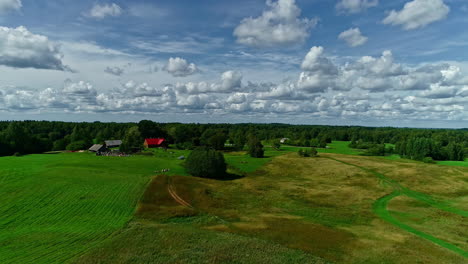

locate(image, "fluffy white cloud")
[[351, 50, 405, 77], [1, 46, 467, 125], [233, 0, 317, 47], [87, 3, 122, 19], [298, 46, 339, 92], [338, 28, 368, 47], [383, 0, 450, 30], [0, 0, 21, 13], [300, 46, 337, 74], [0, 26, 70, 71], [221, 71, 243, 91], [163, 57, 199, 77], [336, 0, 378, 14]]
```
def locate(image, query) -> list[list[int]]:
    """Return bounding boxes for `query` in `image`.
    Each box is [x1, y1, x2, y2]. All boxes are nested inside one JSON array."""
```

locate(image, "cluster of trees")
[[0, 121, 466, 162], [185, 147, 227, 179], [349, 140, 391, 156], [395, 137, 465, 161]]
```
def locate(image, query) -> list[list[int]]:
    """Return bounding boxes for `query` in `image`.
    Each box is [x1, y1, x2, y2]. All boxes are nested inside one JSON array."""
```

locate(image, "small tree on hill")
[[185, 147, 227, 179]]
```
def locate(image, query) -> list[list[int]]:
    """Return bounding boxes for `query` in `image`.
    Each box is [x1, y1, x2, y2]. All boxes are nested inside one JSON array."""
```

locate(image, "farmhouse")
[[144, 138, 167, 148], [89, 144, 107, 153], [104, 140, 122, 148]]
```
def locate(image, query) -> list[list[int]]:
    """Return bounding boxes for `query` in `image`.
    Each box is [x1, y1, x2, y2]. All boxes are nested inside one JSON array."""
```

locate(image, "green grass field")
[[1, 142, 467, 263]]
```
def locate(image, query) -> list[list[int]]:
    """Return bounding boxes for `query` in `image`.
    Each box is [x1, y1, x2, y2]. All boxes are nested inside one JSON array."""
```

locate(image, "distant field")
[[436, 159, 468, 167], [316, 141, 363, 155]]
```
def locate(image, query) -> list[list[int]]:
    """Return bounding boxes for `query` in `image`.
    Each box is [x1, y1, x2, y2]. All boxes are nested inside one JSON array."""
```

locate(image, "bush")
[[298, 149, 310, 157], [299, 148, 318, 157], [310, 147, 318, 157], [185, 147, 227, 179], [422, 157, 436, 164], [66, 140, 87, 151]]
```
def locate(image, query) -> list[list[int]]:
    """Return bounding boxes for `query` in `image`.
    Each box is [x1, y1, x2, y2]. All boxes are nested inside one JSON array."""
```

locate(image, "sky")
[[0, 0, 467, 128]]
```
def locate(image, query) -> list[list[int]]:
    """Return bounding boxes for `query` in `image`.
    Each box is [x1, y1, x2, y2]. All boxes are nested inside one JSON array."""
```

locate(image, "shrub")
[[298, 149, 310, 157], [310, 147, 318, 157], [66, 140, 87, 151], [422, 157, 436, 164], [185, 147, 227, 179]]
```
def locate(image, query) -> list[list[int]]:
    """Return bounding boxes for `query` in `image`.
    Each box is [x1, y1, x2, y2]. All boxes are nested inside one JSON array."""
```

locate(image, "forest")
[[0, 120, 466, 162]]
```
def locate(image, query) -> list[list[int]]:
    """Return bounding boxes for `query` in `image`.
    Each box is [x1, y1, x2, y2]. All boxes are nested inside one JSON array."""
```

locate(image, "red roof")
[[145, 138, 166, 146]]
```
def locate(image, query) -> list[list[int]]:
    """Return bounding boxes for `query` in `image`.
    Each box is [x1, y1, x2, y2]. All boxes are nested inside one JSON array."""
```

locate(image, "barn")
[[105, 140, 122, 148], [89, 144, 107, 153], [144, 138, 167, 148]]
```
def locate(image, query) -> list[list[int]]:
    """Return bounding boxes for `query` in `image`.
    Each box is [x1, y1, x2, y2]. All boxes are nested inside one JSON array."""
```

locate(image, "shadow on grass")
[[217, 172, 245, 181]]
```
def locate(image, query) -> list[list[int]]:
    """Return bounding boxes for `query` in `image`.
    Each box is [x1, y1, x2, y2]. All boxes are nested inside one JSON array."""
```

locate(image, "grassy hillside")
[[76, 152, 467, 263], [2, 142, 467, 263]]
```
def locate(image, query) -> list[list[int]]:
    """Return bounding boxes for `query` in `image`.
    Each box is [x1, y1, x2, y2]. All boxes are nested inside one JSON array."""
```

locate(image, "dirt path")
[[326, 157, 468, 258], [166, 176, 192, 208]]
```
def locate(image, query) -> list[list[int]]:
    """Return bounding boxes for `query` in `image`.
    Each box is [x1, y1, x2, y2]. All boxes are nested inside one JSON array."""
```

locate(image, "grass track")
[[326, 156, 468, 258]]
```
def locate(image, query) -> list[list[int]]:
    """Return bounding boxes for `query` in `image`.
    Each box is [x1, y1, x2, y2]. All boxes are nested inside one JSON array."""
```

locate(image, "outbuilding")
[[105, 140, 122, 148], [89, 144, 107, 153], [144, 138, 167, 148]]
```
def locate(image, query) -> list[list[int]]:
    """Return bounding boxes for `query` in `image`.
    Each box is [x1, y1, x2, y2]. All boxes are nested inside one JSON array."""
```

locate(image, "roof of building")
[[89, 144, 105, 152], [105, 140, 122, 146], [145, 138, 166, 145]]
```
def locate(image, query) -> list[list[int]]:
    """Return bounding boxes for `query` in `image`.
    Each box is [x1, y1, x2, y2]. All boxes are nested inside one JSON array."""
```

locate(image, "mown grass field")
[[1, 142, 467, 263]]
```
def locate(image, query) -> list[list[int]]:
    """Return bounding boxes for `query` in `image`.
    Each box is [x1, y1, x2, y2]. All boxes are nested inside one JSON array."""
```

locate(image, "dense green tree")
[[120, 126, 143, 153], [247, 135, 264, 158], [185, 147, 227, 179], [138, 120, 166, 139], [230, 129, 247, 150]]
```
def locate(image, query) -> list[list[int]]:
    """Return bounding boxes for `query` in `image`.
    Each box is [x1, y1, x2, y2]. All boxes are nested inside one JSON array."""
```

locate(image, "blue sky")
[[0, 0, 467, 127]]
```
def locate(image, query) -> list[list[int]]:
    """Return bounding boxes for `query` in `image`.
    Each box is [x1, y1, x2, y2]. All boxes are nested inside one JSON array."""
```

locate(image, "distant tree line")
[[0, 120, 466, 161]]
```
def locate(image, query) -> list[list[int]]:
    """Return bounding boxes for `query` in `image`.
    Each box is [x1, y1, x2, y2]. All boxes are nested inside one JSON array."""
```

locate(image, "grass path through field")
[[325, 156, 468, 258]]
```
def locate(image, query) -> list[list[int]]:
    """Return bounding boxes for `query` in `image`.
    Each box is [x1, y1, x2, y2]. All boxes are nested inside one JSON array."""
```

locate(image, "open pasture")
[[0, 152, 184, 264], [76, 151, 468, 263]]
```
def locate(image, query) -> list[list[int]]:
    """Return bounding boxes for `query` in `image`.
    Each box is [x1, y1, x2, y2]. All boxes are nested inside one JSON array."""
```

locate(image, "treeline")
[[0, 120, 466, 161]]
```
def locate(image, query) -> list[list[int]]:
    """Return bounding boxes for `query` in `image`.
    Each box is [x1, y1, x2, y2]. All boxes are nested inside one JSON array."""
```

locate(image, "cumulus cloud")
[[336, 0, 378, 14], [163, 57, 199, 77], [0, 0, 21, 13], [87, 3, 122, 19], [338, 28, 368, 47], [298, 46, 339, 93], [104, 66, 124, 76], [1, 47, 467, 124], [301, 46, 337, 74], [233, 0, 317, 48], [383, 0, 450, 30], [0, 26, 70, 71], [221, 71, 243, 91]]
